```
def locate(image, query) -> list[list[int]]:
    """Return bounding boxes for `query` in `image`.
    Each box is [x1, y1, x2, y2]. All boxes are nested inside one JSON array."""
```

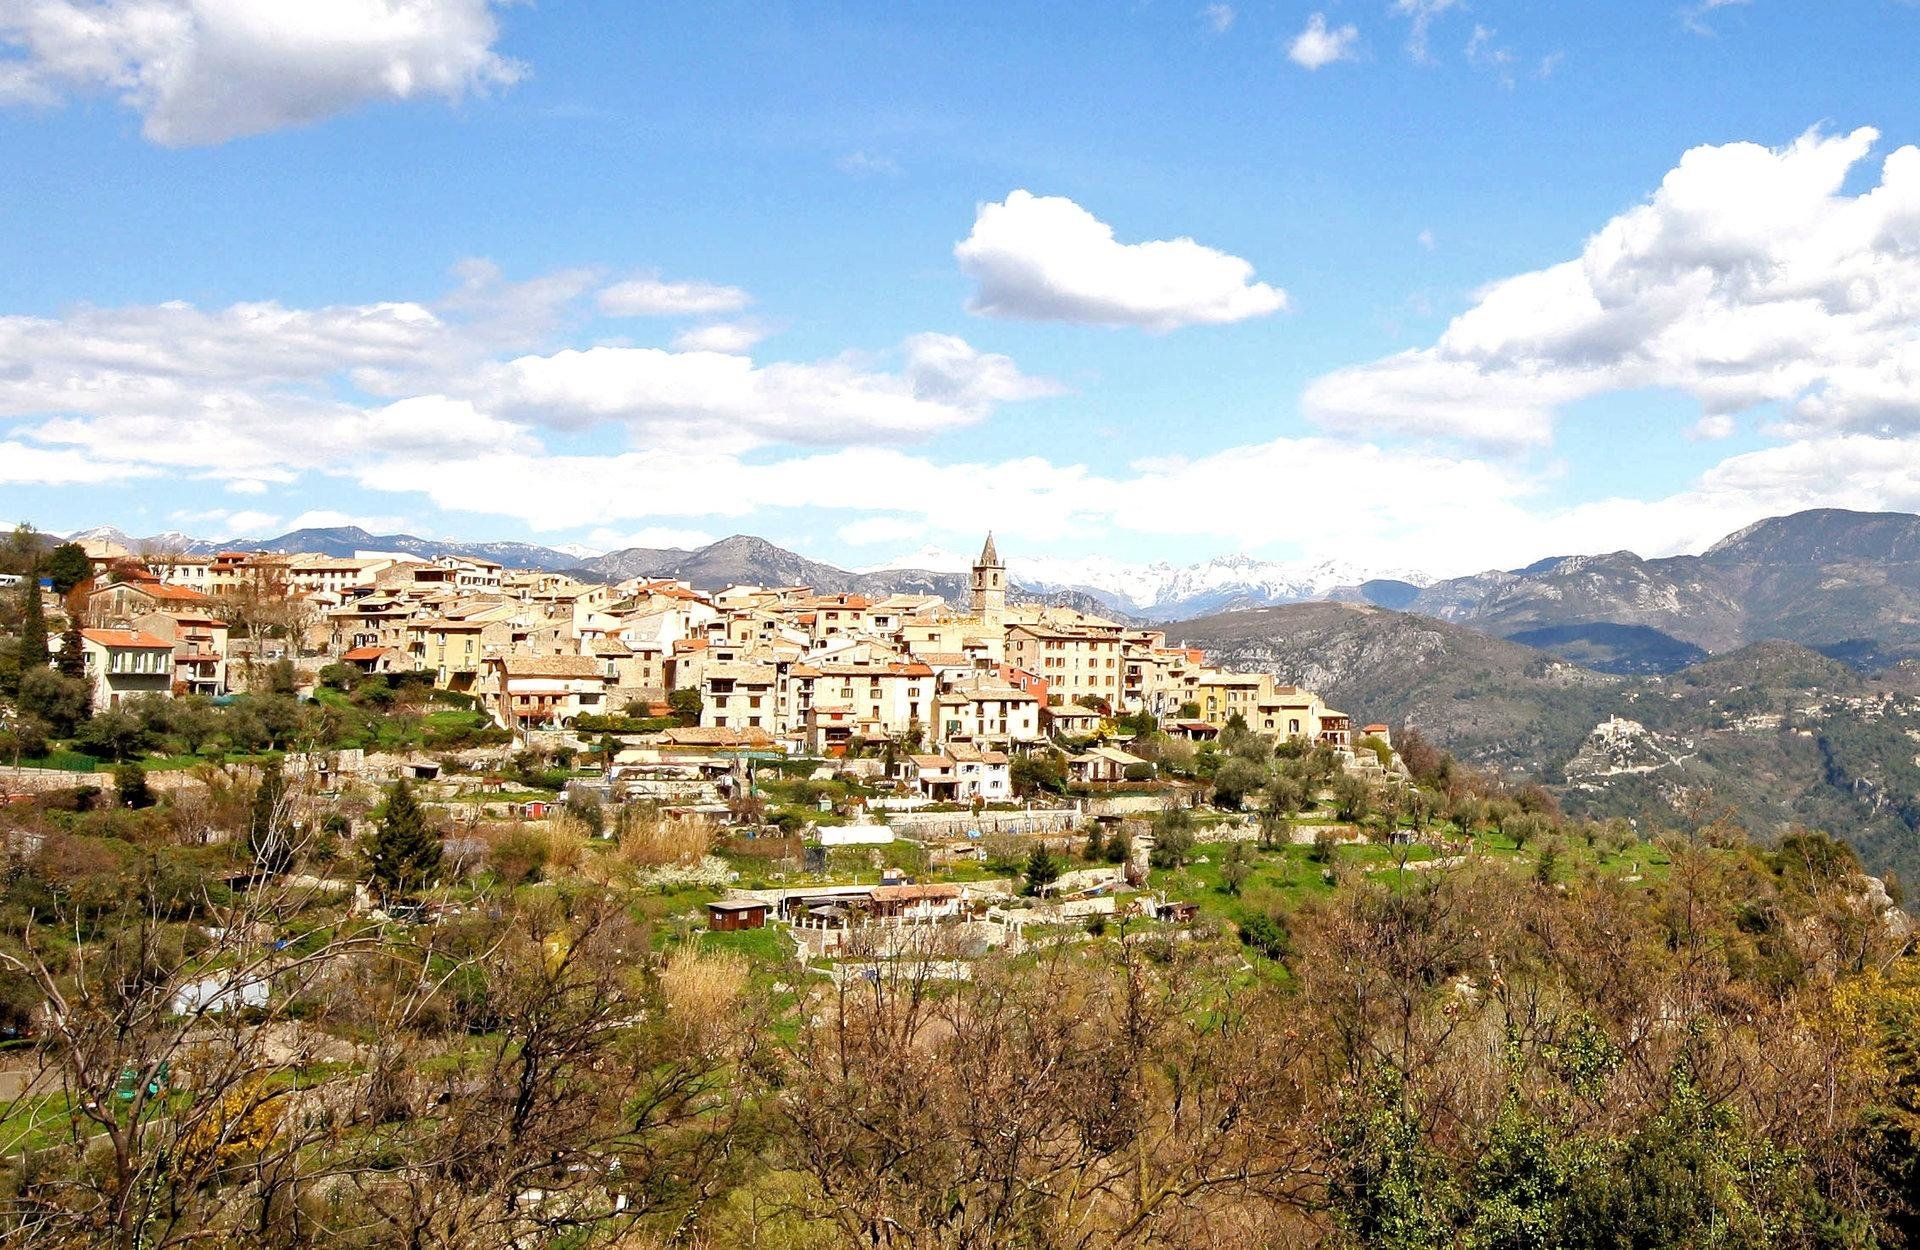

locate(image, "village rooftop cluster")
[[56, 533, 1379, 801]]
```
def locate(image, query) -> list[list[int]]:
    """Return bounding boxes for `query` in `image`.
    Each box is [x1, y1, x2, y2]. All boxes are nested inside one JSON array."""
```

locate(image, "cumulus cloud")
[[0, 266, 1058, 498], [596, 275, 752, 317], [670, 321, 770, 353], [1288, 14, 1359, 69], [955, 190, 1288, 331], [484, 332, 1057, 448], [0, 0, 521, 146], [0, 438, 156, 483], [1305, 127, 1920, 448]]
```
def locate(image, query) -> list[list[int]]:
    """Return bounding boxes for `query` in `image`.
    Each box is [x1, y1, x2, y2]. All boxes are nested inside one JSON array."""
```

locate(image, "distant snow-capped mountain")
[[862, 547, 1433, 617]]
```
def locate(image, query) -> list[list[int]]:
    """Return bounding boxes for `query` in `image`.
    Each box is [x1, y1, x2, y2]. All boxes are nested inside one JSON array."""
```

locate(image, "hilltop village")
[[50, 532, 1376, 781]]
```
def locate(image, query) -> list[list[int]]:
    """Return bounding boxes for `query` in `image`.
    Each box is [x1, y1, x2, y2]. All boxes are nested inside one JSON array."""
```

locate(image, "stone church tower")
[[970, 532, 1006, 628]]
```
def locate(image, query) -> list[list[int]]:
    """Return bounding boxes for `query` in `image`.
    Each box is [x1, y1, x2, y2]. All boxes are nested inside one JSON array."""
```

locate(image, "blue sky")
[[4, 0, 1920, 576]]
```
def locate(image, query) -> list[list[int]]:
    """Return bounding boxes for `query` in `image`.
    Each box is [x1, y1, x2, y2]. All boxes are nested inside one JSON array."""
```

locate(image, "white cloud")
[[1391, 0, 1461, 62], [485, 332, 1057, 447], [1306, 126, 1920, 448], [838, 515, 928, 546], [670, 321, 770, 353], [596, 275, 752, 317], [1417, 227, 1436, 250], [955, 190, 1288, 331], [1288, 14, 1359, 69], [225, 478, 269, 495], [283, 509, 410, 533], [0, 438, 155, 483], [0, 266, 1054, 491], [1201, 4, 1235, 34], [173, 506, 279, 538], [0, 0, 521, 146]]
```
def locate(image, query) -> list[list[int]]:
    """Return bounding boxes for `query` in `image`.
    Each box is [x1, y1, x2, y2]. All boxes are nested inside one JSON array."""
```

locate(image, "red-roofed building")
[[341, 645, 406, 674], [78, 629, 175, 710]]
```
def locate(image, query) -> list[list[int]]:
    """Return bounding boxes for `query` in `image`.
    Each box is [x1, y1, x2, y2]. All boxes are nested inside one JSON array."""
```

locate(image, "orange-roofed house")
[[78, 629, 175, 710]]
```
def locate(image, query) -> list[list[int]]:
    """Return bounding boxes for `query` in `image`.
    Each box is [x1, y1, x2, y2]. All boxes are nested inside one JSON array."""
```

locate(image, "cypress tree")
[[364, 779, 441, 900], [248, 760, 294, 875], [55, 624, 85, 679], [17, 568, 47, 674]]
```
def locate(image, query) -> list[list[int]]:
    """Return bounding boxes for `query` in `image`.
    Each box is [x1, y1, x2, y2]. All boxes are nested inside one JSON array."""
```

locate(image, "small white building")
[[900, 743, 1012, 802], [483, 655, 609, 729]]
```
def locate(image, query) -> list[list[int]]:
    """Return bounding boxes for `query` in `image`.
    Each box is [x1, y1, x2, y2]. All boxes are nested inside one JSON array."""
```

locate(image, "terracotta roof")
[[342, 645, 398, 662], [81, 628, 171, 649]]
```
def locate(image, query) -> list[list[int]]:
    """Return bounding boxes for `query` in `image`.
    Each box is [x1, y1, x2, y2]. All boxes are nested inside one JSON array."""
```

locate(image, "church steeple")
[[970, 532, 1006, 626]]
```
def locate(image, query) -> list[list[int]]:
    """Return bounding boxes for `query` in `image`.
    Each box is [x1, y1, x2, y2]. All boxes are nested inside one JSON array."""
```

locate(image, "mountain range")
[[1404, 509, 1920, 673]]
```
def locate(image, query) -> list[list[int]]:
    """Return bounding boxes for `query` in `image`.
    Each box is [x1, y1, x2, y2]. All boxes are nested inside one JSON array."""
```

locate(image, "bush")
[[1122, 762, 1156, 782], [77, 708, 149, 762], [1239, 911, 1290, 960], [19, 668, 92, 736], [113, 761, 154, 809]]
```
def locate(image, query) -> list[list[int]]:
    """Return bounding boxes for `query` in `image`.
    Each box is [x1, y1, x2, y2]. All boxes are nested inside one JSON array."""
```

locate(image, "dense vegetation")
[[0, 705, 1915, 1247]]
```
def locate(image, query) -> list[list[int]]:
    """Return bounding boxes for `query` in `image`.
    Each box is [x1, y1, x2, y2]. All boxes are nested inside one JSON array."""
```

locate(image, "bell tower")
[[970, 532, 1006, 628]]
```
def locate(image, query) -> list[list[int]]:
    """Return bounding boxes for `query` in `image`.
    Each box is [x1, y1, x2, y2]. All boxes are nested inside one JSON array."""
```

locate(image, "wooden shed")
[[707, 899, 770, 931]]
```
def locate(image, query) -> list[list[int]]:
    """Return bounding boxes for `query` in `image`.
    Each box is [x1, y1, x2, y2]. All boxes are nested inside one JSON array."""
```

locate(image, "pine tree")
[[248, 760, 294, 875], [1023, 844, 1062, 896], [55, 624, 85, 678], [17, 568, 47, 674], [364, 779, 441, 900]]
